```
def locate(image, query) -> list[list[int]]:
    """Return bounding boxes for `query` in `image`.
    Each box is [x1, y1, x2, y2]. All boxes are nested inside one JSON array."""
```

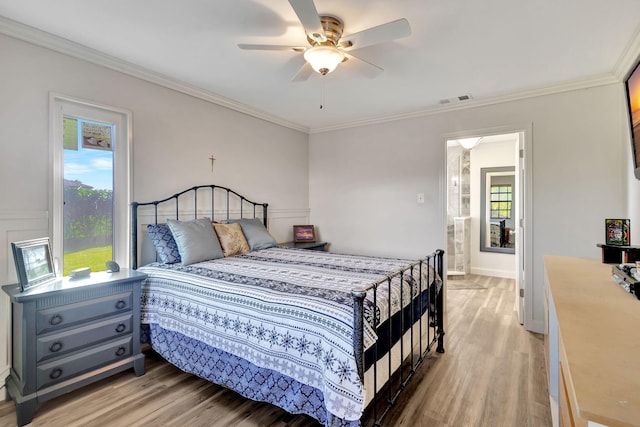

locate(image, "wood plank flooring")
[[0, 275, 551, 427]]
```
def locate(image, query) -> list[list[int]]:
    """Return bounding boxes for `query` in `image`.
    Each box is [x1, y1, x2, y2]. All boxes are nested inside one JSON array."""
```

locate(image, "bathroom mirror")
[[480, 166, 516, 254]]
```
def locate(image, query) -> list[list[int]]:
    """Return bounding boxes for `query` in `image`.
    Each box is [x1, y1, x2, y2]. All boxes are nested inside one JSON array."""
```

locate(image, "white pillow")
[[167, 218, 223, 265]]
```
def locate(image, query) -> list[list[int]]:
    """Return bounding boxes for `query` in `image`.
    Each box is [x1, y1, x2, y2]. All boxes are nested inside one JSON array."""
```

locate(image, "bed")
[[131, 184, 445, 426]]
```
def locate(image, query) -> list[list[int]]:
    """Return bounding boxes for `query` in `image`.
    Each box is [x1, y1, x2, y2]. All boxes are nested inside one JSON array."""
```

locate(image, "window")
[[62, 118, 114, 275], [50, 95, 132, 275], [490, 184, 512, 219]]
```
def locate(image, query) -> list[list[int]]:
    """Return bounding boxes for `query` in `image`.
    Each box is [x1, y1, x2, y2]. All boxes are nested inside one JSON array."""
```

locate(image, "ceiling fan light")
[[304, 45, 344, 75], [457, 137, 482, 150]]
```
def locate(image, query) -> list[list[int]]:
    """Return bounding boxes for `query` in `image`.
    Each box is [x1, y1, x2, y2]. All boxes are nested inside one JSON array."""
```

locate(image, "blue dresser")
[[2, 269, 147, 426]]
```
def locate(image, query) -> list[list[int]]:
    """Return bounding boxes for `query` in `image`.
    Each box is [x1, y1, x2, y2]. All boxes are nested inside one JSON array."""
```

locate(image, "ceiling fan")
[[238, 0, 411, 81]]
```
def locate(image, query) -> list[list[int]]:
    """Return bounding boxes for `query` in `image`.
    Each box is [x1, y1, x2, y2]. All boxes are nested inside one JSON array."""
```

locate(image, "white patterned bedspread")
[[139, 247, 434, 422]]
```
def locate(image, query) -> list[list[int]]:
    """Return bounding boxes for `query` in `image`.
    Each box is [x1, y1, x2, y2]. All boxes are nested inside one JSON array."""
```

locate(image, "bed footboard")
[[351, 249, 445, 426]]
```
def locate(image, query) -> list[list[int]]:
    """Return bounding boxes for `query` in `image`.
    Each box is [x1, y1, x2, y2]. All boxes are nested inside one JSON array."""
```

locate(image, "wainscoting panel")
[[267, 209, 310, 243], [0, 210, 49, 396]]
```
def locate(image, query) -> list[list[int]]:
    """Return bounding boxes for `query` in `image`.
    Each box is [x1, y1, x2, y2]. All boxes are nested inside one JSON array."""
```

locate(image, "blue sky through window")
[[64, 119, 113, 190]]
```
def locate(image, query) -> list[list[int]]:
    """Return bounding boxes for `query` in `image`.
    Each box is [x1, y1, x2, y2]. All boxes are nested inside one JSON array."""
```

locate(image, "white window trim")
[[49, 93, 133, 271]]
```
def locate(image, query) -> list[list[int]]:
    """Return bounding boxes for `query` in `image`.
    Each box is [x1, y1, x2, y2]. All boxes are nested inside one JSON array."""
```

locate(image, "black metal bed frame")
[[130, 184, 445, 426], [354, 250, 445, 426], [131, 184, 268, 269]]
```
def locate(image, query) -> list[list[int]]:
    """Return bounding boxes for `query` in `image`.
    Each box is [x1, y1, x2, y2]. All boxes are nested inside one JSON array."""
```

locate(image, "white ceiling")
[[1, 0, 640, 133]]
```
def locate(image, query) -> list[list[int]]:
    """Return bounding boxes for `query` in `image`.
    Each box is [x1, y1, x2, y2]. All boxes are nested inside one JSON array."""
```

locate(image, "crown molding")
[[0, 15, 310, 134], [309, 73, 619, 134], [613, 23, 640, 80], [2, 14, 635, 137]]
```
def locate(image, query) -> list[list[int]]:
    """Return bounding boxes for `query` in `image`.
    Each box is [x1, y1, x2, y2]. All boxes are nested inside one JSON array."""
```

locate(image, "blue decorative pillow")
[[167, 218, 224, 265], [226, 218, 277, 251], [147, 223, 181, 264]]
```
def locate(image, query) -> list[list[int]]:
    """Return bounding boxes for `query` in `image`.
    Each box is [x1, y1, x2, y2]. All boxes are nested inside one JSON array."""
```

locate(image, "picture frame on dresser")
[[605, 218, 630, 246], [11, 237, 56, 292], [293, 225, 316, 243]]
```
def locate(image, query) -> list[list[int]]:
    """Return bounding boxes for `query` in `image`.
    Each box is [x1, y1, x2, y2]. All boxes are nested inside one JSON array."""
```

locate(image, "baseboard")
[[1, 366, 10, 382], [529, 319, 544, 334], [446, 271, 466, 277], [549, 395, 558, 427], [1, 368, 10, 403], [470, 267, 516, 279]]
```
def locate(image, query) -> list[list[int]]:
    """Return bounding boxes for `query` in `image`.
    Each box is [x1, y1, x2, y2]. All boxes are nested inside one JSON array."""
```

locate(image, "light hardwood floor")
[[0, 275, 551, 427]]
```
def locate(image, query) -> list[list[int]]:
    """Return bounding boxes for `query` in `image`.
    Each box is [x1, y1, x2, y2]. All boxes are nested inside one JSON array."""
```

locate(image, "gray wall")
[[0, 33, 310, 389], [310, 84, 627, 333], [0, 26, 636, 392]]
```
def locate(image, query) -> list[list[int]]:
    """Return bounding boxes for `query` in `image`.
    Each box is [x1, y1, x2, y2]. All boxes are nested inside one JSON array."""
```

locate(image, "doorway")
[[445, 129, 530, 326]]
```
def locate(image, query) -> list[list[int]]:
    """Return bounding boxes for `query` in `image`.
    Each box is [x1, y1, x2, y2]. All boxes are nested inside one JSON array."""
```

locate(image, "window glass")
[[62, 117, 114, 275], [490, 184, 512, 219]]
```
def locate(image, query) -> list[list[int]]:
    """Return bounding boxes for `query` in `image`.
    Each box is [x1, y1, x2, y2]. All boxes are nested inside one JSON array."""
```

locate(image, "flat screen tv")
[[625, 58, 640, 179]]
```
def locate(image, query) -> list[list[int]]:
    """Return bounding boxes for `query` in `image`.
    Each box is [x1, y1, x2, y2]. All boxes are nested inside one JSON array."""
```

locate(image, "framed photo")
[[11, 237, 57, 292], [293, 225, 316, 243], [81, 121, 112, 151], [605, 219, 630, 246]]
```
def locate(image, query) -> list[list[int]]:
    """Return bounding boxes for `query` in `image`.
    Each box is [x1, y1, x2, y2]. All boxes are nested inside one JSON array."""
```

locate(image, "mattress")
[[139, 247, 438, 425]]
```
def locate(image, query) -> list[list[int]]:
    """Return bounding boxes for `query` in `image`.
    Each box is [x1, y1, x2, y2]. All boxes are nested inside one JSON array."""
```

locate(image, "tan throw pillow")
[[212, 223, 251, 257]]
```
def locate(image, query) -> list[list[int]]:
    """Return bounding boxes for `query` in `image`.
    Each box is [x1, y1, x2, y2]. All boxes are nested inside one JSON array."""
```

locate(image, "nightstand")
[[597, 243, 640, 263], [281, 241, 328, 251], [2, 269, 147, 426]]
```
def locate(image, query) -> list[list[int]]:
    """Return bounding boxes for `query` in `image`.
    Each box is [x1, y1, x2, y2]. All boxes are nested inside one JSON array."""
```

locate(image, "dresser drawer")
[[36, 292, 132, 334], [37, 336, 133, 389], [36, 313, 133, 362]]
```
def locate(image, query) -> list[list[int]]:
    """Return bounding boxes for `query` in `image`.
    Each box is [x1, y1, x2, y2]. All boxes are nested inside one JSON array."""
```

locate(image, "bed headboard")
[[131, 184, 268, 269]]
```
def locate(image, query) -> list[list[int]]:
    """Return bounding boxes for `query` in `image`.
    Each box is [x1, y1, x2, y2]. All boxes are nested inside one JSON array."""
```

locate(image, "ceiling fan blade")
[[238, 44, 305, 52], [340, 18, 411, 50], [343, 53, 383, 78], [288, 0, 326, 43], [292, 62, 314, 82]]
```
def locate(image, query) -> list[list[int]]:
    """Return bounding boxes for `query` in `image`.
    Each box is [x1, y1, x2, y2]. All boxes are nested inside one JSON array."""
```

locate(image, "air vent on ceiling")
[[439, 94, 473, 105]]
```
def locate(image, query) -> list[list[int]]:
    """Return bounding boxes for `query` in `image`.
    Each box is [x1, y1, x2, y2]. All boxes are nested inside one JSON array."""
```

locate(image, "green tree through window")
[[63, 117, 114, 275]]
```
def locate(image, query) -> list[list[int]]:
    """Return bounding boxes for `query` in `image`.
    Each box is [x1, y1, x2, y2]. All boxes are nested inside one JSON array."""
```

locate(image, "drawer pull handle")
[[49, 314, 63, 325], [115, 300, 127, 310], [50, 368, 63, 380], [115, 323, 126, 333], [115, 347, 126, 357], [49, 341, 63, 353]]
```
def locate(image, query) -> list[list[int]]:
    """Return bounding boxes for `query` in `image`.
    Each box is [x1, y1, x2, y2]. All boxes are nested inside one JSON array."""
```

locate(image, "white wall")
[[624, 80, 640, 240], [308, 123, 446, 259], [0, 33, 309, 393], [0, 26, 634, 387], [0, 32, 310, 242], [469, 140, 517, 278], [310, 84, 626, 333]]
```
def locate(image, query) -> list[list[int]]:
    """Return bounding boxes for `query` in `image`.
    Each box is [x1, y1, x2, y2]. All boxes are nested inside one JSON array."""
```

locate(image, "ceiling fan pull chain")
[[320, 79, 325, 110]]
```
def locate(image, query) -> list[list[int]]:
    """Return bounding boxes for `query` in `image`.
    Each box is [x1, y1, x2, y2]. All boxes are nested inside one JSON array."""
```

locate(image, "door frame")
[[443, 123, 533, 330]]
